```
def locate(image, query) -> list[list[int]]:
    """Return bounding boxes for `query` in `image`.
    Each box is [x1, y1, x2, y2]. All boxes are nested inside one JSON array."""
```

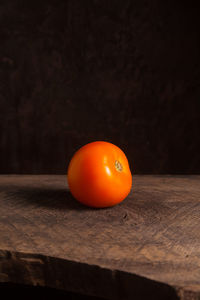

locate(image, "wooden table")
[[0, 175, 200, 300]]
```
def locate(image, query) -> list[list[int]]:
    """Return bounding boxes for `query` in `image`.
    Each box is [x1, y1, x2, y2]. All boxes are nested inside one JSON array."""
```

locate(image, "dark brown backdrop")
[[0, 0, 200, 174]]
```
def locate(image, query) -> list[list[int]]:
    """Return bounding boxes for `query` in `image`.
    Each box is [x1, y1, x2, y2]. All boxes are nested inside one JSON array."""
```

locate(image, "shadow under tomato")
[[6, 185, 98, 211]]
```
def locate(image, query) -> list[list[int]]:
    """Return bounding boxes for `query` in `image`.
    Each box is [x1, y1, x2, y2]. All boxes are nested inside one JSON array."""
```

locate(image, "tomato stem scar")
[[115, 160, 123, 172]]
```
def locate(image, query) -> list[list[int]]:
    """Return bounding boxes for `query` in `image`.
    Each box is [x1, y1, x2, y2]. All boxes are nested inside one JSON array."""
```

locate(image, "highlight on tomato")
[[67, 141, 132, 208]]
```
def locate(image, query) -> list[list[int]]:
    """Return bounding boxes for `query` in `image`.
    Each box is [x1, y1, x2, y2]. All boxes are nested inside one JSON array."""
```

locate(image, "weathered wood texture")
[[0, 175, 200, 300]]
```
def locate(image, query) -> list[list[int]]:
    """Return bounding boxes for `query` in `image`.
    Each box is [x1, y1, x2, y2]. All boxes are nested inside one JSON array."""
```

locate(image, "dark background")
[[0, 283, 104, 300], [0, 0, 200, 174]]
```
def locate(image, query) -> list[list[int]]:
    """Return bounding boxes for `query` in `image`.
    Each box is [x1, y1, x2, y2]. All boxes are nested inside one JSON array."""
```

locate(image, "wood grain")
[[0, 175, 200, 299]]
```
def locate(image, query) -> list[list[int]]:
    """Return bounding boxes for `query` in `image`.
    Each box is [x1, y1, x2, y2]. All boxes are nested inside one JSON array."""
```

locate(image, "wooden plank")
[[0, 175, 200, 299]]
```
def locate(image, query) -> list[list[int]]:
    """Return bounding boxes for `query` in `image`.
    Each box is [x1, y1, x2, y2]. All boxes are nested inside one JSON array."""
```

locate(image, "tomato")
[[67, 141, 132, 208]]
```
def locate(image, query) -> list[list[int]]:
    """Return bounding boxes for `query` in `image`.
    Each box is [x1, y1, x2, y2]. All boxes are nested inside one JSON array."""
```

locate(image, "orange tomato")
[[67, 141, 132, 208]]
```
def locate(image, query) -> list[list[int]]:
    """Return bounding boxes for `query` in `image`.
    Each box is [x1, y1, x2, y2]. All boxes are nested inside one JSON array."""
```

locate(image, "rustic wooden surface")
[[0, 175, 200, 300]]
